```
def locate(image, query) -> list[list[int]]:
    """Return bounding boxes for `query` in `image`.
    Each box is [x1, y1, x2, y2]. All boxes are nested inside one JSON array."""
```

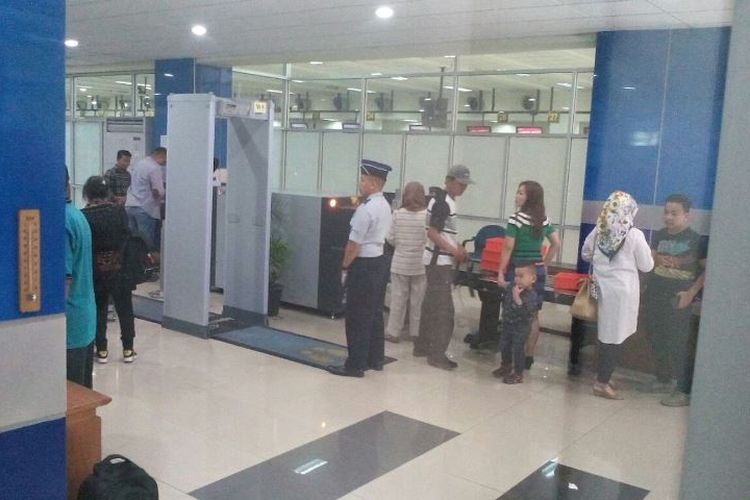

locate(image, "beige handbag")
[[570, 276, 597, 321], [570, 237, 598, 322]]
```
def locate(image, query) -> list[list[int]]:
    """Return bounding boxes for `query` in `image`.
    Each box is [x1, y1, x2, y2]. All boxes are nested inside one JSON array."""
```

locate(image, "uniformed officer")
[[327, 160, 393, 377]]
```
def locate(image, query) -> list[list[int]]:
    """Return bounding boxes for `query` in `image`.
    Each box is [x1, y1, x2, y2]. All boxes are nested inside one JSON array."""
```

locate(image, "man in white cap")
[[328, 160, 393, 377], [414, 164, 473, 370]]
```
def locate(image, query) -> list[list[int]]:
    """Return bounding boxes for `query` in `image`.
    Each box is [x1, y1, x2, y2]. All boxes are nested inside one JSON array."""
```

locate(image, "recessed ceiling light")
[[292, 80, 304, 83], [391, 76, 408, 81], [622, 86, 636, 90], [64, 39, 79, 48], [556, 82, 573, 88], [346, 87, 362, 92], [266, 89, 283, 94], [444, 55, 456, 59], [309, 61, 324, 65], [115, 80, 133, 86], [191, 24, 207, 36], [375, 6, 394, 19], [79, 87, 88, 92], [371, 72, 383, 76], [163, 73, 174, 78], [515, 73, 530, 77]]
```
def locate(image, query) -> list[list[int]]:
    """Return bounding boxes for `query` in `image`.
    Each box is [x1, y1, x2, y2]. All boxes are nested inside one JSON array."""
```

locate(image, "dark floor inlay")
[[212, 325, 396, 371], [499, 460, 649, 500], [190, 411, 458, 500]]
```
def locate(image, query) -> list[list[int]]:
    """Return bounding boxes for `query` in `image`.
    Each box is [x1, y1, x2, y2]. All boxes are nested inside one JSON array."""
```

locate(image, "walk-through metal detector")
[[162, 94, 273, 337]]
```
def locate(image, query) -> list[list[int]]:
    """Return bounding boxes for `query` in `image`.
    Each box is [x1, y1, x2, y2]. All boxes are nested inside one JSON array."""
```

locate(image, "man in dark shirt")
[[103, 150, 132, 205], [644, 194, 708, 407]]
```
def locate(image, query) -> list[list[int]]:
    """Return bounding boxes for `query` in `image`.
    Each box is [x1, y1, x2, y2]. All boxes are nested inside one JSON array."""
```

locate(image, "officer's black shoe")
[[326, 365, 365, 378]]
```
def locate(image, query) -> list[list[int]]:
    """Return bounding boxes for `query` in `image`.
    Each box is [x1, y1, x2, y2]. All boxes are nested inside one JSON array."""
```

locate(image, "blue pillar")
[[578, 28, 729, 270], [196, 64, 233, 166], [153, 59, 232, 166], [1, 1, 67, 497]]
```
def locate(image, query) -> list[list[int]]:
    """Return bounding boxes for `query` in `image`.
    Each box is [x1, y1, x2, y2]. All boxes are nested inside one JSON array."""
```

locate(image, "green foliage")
[[269, 235, 289, 284], [269, 198, 290, 284]]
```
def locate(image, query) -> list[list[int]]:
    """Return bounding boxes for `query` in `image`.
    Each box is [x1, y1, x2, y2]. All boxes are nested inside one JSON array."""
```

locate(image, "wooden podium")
[[66, 382, 111, 499]]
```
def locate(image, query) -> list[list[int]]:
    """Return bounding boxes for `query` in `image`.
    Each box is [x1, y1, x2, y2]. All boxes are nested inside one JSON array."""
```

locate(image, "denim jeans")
[[126, 206, 158, 250]]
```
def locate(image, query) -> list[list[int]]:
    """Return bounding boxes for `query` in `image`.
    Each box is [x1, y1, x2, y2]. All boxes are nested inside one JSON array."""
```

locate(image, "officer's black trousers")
[[345, 255, 388, 371]]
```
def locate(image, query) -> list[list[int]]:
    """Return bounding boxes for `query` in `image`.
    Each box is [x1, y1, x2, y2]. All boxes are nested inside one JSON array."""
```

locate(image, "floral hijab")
[[596, 191, 638, 259]]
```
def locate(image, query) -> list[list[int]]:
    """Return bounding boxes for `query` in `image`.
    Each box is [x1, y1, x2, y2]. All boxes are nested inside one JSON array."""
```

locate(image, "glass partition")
[[574, 72, 594, 135], [289, 79, 363, 129], [452, 136, 506, 219], [73, 121, 103, 185], [505, 137, 568, 223], [366, 76, 454, 132], [321, 132, 359, 194], [233, 72, 285, 127], [362, 134, 403, 193], [65, 77, 72, 118], [456, 73, 574, 134], [284, 132, 320, 193], [74, 74, 134, 118], [566, 138, 589, 226], [134, 73, 154, 117], [403, 135, 451, 189]]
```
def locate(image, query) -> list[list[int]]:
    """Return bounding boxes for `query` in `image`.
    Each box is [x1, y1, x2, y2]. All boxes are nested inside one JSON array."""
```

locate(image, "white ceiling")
[[66, 0, 734, 70]]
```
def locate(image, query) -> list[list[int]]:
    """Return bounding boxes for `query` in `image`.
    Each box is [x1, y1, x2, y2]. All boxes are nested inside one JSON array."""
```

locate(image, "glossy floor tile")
[[95, 286, 689, 499], [499, 460, 648, 499], [191, 412, 458, 500]]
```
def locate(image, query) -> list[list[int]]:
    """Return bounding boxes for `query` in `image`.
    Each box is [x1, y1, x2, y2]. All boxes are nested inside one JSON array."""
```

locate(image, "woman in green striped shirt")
[[497, 181, 561, 370]]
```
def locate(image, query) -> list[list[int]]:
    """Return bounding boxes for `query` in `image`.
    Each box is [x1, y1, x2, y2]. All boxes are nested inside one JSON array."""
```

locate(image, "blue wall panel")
[[657, 28, 729, 210], [0, 1, 66, 320], [0, 418, 66, 499], [153, 59, 195, 149], [584, 30, 670, 204], [196, 64, 233, 166]]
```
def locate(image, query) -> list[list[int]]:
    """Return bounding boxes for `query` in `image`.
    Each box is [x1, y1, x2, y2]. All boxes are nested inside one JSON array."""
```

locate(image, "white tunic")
[[581, 228, 654, 344]]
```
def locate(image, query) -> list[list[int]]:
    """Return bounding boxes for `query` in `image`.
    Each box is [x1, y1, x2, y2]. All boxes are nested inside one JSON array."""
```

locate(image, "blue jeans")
[[126, 206, 158, 250]]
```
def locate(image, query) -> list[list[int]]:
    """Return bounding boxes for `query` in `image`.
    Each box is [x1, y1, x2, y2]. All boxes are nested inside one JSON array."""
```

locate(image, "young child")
[[644, 194, 707, 407], [493, 263, 538, 384]]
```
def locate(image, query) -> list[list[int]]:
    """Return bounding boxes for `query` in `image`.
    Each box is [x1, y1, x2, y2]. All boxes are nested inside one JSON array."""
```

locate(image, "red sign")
[[466, 125, 491, 134], [516, 127, 543, 135]]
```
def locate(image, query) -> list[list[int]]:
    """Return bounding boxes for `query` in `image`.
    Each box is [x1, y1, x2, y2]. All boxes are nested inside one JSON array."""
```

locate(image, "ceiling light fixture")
[[622, 86, 636, 90], [346, 87, 362, 92], [64, 39, 79, 48], [163, 73, 174, 78], [292, 80, 304, 83], [266, 89, 283, 94], [79, 87, 88, 92], [444, 55, 456, 59], [371, 72, 383, 76], [391, 76, 408, 81], [115, 80, 133, 86], [309, 61, 324, 65], [191, 24, 207, 36], [515, 73, 530, 77], [375, 6, 394, 19]]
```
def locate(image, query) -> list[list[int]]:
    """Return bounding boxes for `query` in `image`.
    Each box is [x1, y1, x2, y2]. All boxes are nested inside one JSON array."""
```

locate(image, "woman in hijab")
[[581, 191, 654, 399]]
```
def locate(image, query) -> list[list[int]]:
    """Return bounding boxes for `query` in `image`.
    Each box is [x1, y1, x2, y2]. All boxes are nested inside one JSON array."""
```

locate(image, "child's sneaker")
[[123, 349, 137, 363], [95, 350, 108, 364], [502, 373, 523, 384]]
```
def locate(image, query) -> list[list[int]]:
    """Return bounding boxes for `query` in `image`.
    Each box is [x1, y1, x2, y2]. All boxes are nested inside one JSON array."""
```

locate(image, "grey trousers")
[[415, 265, 455, 361], [387, 273, 427, 339]]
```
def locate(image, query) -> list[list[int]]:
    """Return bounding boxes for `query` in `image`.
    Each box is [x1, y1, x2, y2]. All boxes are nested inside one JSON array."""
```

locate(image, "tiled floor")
[[95, 286, 689, 499]]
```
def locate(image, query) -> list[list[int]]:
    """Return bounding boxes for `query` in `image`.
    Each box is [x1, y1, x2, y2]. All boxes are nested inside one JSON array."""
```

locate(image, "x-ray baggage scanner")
[[162, 94, 273, 337]]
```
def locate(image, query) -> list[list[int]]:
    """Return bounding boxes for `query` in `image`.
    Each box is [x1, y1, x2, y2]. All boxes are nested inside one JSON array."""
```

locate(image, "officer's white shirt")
[[349, 192, 392, 257]]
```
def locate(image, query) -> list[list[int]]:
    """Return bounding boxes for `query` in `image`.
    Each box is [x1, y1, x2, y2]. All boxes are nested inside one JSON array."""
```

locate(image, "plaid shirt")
[[103, 166, 131, 198]]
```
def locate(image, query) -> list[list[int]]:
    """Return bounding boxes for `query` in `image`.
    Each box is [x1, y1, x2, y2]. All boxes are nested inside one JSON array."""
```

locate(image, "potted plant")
[[268, 200, 290, 316]]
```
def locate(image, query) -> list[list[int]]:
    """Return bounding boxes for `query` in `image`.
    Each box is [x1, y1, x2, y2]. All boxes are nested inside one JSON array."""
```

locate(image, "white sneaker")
[[123, 350, 137, 363], [95, 350, 108, 364]]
